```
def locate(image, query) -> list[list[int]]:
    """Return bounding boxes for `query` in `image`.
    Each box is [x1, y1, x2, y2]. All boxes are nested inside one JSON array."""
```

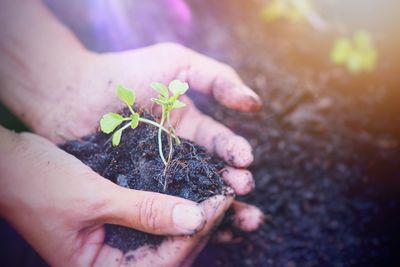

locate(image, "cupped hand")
[[0, 129, 233, 267], [44, 43, 262, 197]]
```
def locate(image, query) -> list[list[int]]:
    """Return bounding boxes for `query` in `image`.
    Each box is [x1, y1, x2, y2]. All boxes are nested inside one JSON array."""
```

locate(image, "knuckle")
[[138, 196, 159, 232]]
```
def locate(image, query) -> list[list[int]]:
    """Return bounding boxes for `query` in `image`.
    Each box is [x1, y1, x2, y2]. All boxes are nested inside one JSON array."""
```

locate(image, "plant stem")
[[138, 118, 177, 139], [166, 113, 174, 164], [127, 104, 135, 116], [157, 113, 168, 166], [120, 122, 131, 131], [163, 113, 174, 191]]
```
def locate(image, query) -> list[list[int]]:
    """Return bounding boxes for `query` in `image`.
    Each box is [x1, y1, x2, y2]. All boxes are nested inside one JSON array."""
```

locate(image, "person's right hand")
[[0, 127, 235, 266]]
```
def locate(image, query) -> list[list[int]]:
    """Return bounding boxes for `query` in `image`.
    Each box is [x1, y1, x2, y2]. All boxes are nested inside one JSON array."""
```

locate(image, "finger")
[[121, 195, 233, 267], [175, 101, 254, 168], [212, 229, 243, 244], [221, 167, 255, 195], [182, 235, 210, 267], [182, 197, 233, 266], [231, 201, 265, 232], [171, 45, 262, 112], [93, 245, 123, 267], [98, 181, 206, 236]]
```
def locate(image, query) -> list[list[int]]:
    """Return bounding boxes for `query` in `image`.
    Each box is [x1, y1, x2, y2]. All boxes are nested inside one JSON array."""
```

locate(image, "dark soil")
[[185, 1, 400, 267], [60, 111, 227, 252]]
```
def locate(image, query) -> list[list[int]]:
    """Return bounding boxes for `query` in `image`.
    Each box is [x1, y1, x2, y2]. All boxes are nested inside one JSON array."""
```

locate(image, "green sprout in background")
[[261, 0, 313, 23], [330, 31, 378, 73]]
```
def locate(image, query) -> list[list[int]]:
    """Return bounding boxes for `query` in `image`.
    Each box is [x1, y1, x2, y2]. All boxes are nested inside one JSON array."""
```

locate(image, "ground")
[[1, 1, 399, 266]]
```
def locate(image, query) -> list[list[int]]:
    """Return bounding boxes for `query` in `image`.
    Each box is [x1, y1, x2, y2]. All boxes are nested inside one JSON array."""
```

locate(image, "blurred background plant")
[[261, 0, 326, 30], [261, 0, 380, 74], [330, 31, 378, 73]]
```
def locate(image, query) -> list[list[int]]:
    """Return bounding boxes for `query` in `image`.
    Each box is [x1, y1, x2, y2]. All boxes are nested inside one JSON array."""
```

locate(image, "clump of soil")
[[60, 111, 227, 252]]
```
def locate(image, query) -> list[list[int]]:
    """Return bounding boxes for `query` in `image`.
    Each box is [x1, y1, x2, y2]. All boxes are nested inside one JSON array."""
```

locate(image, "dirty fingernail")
[[173, 203, 205, 233], [242, 86, 262, 110]]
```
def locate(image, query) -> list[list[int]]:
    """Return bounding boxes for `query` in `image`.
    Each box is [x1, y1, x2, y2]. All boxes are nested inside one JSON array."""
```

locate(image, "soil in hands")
[[60, 111, 227, 253]]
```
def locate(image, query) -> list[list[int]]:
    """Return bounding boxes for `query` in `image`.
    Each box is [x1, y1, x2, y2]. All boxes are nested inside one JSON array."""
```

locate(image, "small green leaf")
[[261, 0, 312, 23], [347, 52, 363, 73], [151, 82, 169, 98], [169, 80, 189, 95], [151, 98, 167, 106], [353, 31, 371, 50], [100, 113, 124, 134], [112, 128, 123, 146], [172, 99, 186, 109], [330, 38, 352, 65], [117, 85, 135, 106], [362, 48, 378, 71], [261, 2, 285, 22], [130, 113, 139, 129]]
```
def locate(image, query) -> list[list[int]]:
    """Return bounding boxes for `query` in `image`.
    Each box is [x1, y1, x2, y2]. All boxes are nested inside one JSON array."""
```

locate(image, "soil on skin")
[[60, 111, 226, 252]]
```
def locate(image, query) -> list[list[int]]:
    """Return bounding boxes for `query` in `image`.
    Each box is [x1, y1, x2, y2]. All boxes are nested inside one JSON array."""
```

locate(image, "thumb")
[[99, 183, 206, 236]]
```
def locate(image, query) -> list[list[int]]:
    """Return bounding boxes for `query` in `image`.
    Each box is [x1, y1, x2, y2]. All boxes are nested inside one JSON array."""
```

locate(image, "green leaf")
[[117, 85, 135, 106], [100, 113, 124, 134], [172, 99, 186, 109], [151, 82, 169, 98], [112, 128, 123, 146], [331, 31, 378, 73], [353, 31, 371, 51], [169, 80, 189, 95], [330, 38, 352, 65], [347, 52, 363, 73], [130, 113, 139, 129], [151, 98, 167, 106], [362, 48, 378, 71], [261, 0, 312, 23], [261, 2, 285, 22]]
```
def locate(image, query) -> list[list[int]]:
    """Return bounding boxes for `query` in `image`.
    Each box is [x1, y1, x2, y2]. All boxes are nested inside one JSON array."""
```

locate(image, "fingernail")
[[173, 203, 205, 234], [242, 86, 262, 110], [241, 86, 258, 97]]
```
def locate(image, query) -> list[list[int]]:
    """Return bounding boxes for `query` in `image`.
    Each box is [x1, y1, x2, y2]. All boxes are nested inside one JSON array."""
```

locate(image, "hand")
[[0, 129, 233, 267], [49, 42, 264, 245], [42, 43, 262, 197]]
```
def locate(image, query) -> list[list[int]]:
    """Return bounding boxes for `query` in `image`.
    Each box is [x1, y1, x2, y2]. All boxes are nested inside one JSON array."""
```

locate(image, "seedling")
[[330, 31, 378, 73], [100, 85, 170, 147], [99, 82, 185, 166], [150, 80, 189, 168]]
